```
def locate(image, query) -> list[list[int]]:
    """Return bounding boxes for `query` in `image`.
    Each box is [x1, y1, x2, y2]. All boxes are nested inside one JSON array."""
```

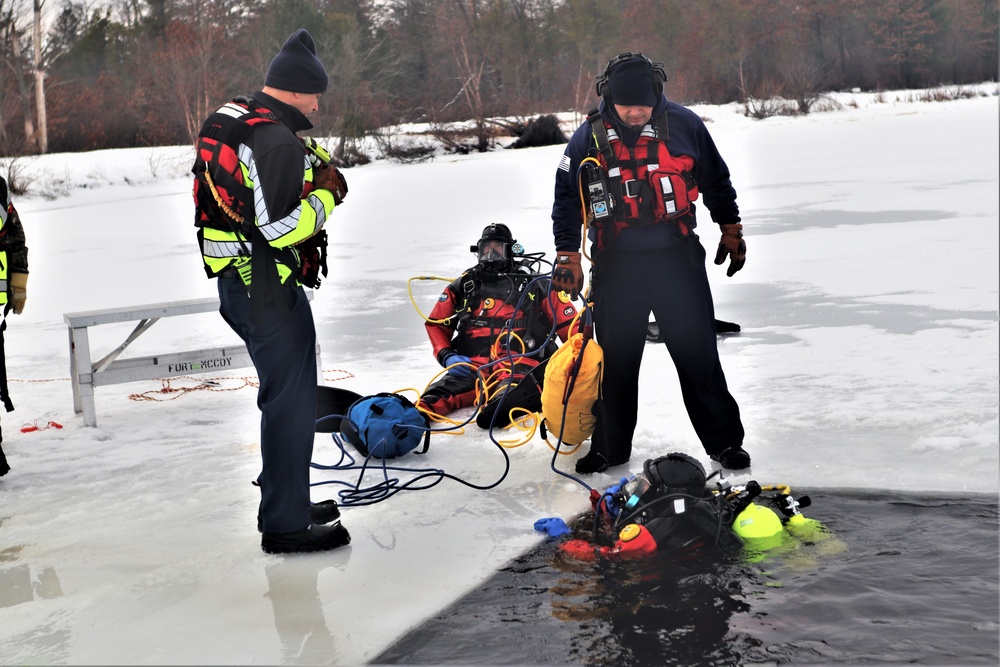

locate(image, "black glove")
[[296, 231, 328, 289], [553, 251, 584, 300], [714, 224, 746, 277]]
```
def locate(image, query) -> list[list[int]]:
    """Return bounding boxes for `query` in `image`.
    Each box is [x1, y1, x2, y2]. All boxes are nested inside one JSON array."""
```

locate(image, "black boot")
[[309, 500, 341, 524], [261, 521, 351, 554], [711, 446, 751, 470], [0, 442, 8, 477], [575, 451, 610, 474], [257, 500, 341, 533]]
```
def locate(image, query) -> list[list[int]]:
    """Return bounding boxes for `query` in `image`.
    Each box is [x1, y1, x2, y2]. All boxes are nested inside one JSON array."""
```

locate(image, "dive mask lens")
[[478, 240, 508, 265], [622, 474, 651, 511]]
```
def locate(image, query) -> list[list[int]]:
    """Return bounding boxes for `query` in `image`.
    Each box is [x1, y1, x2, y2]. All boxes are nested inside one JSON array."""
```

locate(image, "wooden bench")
[[64, 294, 320, 427]]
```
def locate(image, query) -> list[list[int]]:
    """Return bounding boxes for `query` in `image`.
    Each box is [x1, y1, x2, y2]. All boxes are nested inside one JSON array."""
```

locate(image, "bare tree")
[[32, 0, 45, 152], [780, 58, 827, 115], [0, 0, 35, 152], [0, 0, 64, 154], [137, 0, 258, 144], [452, 35, 491, 152]]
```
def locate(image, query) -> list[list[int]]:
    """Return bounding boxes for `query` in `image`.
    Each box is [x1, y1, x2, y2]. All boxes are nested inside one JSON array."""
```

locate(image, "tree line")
[[0, 0, 996, 158]]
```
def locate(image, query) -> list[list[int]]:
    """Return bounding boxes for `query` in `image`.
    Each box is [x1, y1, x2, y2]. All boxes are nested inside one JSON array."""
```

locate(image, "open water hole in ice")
[[374, 490, 999, 666]]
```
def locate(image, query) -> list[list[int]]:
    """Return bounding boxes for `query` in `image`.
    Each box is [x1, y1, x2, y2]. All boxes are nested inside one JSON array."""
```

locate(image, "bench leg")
[[68, 326, 82, 415], [69, 326, 98, 427]]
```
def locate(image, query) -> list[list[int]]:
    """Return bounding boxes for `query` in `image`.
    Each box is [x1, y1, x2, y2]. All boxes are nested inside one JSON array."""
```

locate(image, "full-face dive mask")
[[471, 223, 517, 273]]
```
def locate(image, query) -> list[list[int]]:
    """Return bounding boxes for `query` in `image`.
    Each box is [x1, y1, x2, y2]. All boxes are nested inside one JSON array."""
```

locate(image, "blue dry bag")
[[340, 393, 430, 459]]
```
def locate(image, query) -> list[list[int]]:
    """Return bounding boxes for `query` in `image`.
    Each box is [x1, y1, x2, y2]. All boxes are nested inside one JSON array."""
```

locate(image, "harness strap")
[[448, 269, 557, 355], [587, 108, 615, 164], [443, 271, 479, 329], [466, 316, 529, 330], [587, 109, 628, 233], [449, 269, 526, 329], [654, 112, 669, 142]]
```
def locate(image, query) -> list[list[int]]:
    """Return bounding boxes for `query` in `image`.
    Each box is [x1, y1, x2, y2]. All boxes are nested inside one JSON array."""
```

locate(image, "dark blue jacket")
[[551, 96, 741, 252]]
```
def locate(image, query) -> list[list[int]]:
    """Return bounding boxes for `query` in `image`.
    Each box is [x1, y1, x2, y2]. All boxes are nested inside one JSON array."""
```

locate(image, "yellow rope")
[[409, 322, 590, 455], [203, 165, 245, 224], [407, 275, 457, 324], [493, 409, 540, 449]]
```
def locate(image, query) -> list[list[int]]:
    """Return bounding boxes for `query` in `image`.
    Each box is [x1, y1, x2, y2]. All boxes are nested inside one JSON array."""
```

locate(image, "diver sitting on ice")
[[558, 452, 824, 558], [417, 223, 578, 428]]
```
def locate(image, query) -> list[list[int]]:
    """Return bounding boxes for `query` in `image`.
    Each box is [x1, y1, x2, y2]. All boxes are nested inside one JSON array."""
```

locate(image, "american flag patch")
[[558, 154, 571, 172]]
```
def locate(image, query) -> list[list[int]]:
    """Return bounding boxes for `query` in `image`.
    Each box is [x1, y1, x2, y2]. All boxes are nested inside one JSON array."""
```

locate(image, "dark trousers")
[[219, 277, 318, 534], [590, 237, 744, 463]]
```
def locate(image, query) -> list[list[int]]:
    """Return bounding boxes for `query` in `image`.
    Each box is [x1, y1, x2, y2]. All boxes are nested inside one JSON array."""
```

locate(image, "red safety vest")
[[192, 97, 282, 239], [586, 110, 698, 250], [191, 96, 325, 287]]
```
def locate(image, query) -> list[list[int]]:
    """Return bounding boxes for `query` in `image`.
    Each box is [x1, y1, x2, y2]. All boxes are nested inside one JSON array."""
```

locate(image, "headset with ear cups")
[[594, 52, 668, 100]]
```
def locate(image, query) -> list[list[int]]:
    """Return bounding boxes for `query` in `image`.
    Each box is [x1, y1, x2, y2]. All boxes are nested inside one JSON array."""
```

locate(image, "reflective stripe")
[[244, 147, 331, 246], [201, 238, 251, 259], [218, 102, 251, 119], [307, 191, 330, 229], [606, 123, 658, 143], [243, 146, 305, 244]]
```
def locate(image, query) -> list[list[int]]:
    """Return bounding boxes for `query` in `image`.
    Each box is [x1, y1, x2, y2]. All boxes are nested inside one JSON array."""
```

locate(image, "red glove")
[[714, 223, 746, 277], [314, 165, 348, 205], [552, 251, 584, 300]]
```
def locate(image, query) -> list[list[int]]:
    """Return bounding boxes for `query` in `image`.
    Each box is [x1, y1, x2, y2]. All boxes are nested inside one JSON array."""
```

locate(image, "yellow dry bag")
[[541, 329, 603, 445]]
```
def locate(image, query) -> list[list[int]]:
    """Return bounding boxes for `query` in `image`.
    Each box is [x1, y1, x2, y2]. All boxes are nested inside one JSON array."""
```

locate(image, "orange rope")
[[128, 369, 355, 402]]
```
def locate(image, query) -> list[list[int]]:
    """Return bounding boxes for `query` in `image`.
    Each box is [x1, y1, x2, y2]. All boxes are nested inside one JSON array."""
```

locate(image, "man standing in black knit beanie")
[[191, 29, 350, 553]]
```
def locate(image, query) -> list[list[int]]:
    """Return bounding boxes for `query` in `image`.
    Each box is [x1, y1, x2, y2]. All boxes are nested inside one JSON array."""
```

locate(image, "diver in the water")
[[560, 452, 824, 558]]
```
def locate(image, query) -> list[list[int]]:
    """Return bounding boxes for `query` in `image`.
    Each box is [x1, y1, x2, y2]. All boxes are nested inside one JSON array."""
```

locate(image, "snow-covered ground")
[[0, 85, 997, 665]]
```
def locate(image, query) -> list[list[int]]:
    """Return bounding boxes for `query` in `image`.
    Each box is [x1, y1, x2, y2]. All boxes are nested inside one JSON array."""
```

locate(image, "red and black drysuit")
[[551, 96, 745, 466], [419, 268, 578, 421]]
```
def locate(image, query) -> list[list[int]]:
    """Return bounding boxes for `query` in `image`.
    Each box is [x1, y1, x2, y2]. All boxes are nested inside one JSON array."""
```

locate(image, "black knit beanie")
[[265, 29, 328, 94], [608, 58, 657, 106]]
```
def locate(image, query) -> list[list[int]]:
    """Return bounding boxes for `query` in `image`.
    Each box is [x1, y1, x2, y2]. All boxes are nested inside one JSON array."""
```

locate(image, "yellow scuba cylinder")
[[732, 503, 786, 552]]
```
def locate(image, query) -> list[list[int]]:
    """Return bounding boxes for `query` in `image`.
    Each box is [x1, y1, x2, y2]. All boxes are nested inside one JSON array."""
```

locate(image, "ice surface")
[[0, 86, 997, 665]]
